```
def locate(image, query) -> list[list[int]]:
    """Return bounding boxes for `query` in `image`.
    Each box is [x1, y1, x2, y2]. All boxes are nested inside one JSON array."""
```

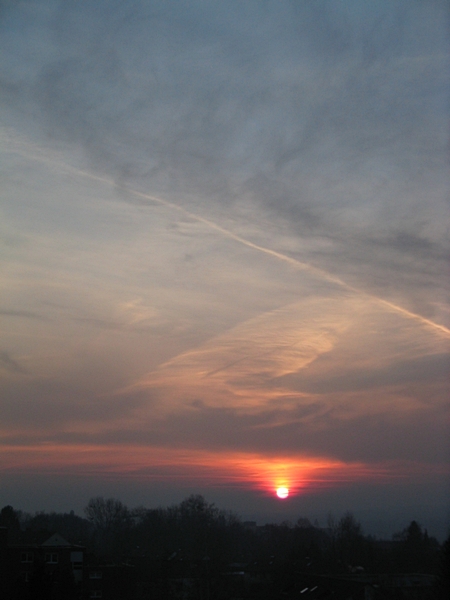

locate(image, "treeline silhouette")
[[1, 496, 449, 599]]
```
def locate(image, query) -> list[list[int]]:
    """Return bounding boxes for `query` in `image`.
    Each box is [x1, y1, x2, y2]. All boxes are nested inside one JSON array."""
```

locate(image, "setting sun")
[[276, 486, 289, 499]]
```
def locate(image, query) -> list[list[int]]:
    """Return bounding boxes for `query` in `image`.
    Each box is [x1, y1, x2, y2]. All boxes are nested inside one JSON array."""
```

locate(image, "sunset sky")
[[0, 0, 449, 537]]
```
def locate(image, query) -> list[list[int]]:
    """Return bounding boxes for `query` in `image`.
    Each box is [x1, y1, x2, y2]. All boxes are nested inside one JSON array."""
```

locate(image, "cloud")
[[128, 290, 448, 410], [278, 352, 450, 394], [0, 440, 430, 495], [0, 0, 448, 525], [0, 309, 48, 320], [0, 350, 27, 374], [11, 2, 446, 317], [1, 2, 447, 325]]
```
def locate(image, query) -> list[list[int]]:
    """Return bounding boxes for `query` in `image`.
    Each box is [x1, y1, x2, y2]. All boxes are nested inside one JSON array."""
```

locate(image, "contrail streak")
[[7, 132, 450, 338], [105, 181, 450, 339]]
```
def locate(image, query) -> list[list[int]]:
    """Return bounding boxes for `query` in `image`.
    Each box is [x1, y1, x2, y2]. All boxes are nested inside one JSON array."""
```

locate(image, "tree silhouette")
[[393, 520, 440, 573], [0, 505, 21, 542], [435, 532, 450, 599], [335, 511, 367, 570], [84, 496, 132, 558], [84, 496, 130, 530]]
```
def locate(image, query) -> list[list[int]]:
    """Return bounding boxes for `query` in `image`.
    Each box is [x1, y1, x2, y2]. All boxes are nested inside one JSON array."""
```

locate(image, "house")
[[0, 526, 85, 599]]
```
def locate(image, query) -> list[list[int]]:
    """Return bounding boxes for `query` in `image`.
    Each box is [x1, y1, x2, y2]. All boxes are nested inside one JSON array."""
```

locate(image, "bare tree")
[[84, 496, 132, 558], [84, 496, 130, 532]]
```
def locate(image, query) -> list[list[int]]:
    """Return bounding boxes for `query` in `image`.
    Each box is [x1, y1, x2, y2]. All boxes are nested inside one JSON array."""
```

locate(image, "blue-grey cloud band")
[[5, 132, 449, 339], [2, 0, 447, 330]]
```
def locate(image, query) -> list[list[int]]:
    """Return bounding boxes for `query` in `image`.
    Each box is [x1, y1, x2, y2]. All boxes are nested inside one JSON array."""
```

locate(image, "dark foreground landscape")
[[1, 496, 449, 599]]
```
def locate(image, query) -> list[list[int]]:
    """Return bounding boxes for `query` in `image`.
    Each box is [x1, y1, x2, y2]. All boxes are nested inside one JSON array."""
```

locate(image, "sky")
[[0, 0, 449, 538]]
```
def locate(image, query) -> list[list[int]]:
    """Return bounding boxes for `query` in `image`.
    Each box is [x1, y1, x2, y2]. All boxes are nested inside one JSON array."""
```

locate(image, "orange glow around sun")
[[0, 443, 417, 497]]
